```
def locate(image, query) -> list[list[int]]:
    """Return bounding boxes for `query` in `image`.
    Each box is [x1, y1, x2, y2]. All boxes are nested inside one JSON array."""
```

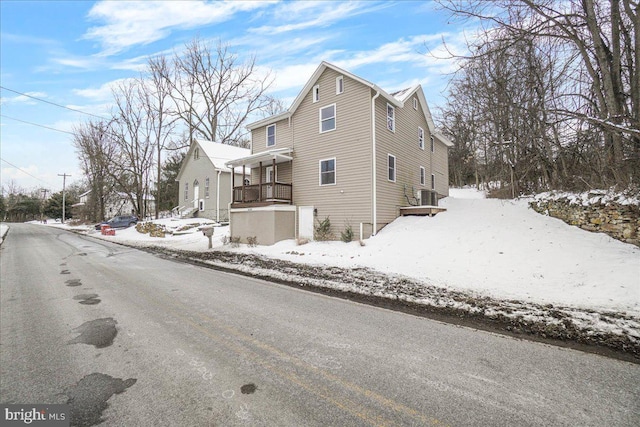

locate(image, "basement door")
[[298, 206, 314, 241]]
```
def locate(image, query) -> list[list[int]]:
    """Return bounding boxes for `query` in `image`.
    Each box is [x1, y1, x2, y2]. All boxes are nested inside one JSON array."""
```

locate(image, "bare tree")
[[72, 120, 117, 221], [437, 0, 639, 188], [110, 80, 156, 218], [144, 54, 177, 218], [164, 38, 274, 145]]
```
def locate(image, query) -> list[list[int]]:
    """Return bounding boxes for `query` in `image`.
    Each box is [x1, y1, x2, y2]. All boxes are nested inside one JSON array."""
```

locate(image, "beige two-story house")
[[176, 139, 249, 222], [226, 62, 452, 245]]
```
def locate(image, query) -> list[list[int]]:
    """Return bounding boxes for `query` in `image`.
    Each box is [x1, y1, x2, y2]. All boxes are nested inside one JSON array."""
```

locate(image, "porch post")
[[231, 166, 235, 203], [272, 158, 276, 199], [259, 161, 263, 202], [242, 165, 246, 202]]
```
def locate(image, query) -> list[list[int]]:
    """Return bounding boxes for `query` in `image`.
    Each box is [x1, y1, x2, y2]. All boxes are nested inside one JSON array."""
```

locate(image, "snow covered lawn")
[[44, 188, 640, 354]]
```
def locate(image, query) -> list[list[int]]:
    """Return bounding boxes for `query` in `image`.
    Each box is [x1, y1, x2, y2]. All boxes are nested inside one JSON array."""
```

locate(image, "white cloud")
[[84, 0, 273, 55], [73, 78, 133, 102], [250, 1, 388, 34], [0, 92, 48, 106]]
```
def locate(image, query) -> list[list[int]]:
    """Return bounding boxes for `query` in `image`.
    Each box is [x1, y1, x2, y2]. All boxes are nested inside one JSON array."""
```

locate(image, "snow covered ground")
[[31, 188, 639, 352], [42, 188, 639, 316]]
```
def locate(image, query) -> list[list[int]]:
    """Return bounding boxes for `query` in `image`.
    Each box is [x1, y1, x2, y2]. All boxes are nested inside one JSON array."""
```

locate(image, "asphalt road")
[[1, 223, 638, 426]]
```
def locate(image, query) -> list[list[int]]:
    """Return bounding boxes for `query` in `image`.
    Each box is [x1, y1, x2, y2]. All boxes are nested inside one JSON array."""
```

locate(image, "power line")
[[0, 157, 49, 184], [0, 85, 108, 120], [0, 114, 75, 135]]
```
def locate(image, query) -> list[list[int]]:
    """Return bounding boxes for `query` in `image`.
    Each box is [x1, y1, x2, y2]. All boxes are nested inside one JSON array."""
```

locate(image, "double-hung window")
[[388, 154, 396, 182], [319, 158, 336, 185], [418, 127, 424, 149], [266, 124, 276, 147], [387, 104, 395, 132], [320, 104, 336, 133]]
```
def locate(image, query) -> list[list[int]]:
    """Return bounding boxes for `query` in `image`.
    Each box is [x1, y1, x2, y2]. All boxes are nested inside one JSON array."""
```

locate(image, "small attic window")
[[413, 98, 418, 110], [336, 76, 344, 94], [194, 147, 200, 160], [313, 85, 320, 103]]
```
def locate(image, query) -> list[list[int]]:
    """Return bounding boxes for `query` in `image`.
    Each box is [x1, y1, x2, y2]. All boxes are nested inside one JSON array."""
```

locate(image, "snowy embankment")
[[50, 188, 640, 356]]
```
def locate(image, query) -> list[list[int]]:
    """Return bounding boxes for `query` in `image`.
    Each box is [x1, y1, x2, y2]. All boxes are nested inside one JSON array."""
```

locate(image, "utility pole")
[[58, 173, 70, 223], [40, 188, 49, 223]]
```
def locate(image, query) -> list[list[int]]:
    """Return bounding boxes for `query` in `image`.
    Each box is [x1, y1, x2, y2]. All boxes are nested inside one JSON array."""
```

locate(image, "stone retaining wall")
[[530, 197, 640, 247]]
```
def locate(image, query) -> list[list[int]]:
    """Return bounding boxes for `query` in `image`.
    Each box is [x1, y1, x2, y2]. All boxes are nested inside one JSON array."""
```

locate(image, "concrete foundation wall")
[[230, 206, 296, 246]]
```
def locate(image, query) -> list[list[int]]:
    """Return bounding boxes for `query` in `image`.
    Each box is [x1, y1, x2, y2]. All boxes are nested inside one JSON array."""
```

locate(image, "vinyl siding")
[[433, 134, 450, 196], [251, 117, 293, 154], [374, 93, 434, 229], [250, 162, 293, 185], [290, 68, 373, 238]]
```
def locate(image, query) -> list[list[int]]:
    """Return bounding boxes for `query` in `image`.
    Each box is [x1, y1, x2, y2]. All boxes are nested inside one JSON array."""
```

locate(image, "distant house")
[[175, 139, 250, 222], [226, 61, 453, 245], [73, 190, 155, 220]]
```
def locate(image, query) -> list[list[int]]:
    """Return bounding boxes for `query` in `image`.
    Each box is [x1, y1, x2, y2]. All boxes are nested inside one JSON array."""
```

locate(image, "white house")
[[175, 139, 250, 222]]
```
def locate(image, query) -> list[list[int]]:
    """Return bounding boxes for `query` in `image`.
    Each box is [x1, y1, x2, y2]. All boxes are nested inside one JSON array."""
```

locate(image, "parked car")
[[95, 215, 139, 230]]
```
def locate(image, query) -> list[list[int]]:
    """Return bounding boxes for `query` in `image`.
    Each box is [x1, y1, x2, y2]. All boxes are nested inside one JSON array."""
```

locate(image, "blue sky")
[[1, 0, 470, 193]]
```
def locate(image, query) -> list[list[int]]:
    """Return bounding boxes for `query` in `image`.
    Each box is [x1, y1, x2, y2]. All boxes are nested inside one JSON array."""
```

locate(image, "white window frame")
[[431, 135, 435, 153], [319, 103, 336, 133], [387, 103, 395, 132], [336, 76, 344, 94], [313, 84, 320, 103], [431, 173, 436, 190], [194, 147, 199, 160], [413, 98, 418, 110], [319, 158, 336, 186], [388, 154, 396, 182], [420, 167, 426, 186], [266, 124, 276, 147], [418, 127, 425, 150]]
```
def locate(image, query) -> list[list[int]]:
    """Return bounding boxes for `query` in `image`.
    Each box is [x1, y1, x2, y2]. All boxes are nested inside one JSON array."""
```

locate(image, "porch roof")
[[225, 148, 293, 169]]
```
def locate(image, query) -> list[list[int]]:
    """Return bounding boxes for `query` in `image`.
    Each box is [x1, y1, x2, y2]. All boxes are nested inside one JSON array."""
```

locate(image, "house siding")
[[374, 94, 435, 230], [288, 67, 373, 238], [252, 117, 293, 154], [177, 143, 241, 221], [433, 135, 450, 197]]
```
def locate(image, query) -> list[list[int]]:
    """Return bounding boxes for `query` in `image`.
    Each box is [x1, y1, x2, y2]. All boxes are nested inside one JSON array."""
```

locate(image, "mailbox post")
[[200, 226, 215, 249]]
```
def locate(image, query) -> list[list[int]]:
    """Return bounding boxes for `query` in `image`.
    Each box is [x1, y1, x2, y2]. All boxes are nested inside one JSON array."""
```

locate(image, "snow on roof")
[[195, 139, 251, 170], [391, 86, 420, 103]]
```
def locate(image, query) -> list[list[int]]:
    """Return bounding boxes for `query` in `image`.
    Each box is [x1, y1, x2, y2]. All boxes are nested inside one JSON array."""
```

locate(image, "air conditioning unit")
[[419, 189, 438, 206]]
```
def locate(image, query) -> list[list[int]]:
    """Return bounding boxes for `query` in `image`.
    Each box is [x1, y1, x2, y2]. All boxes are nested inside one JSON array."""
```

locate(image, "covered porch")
[[226, 148, 294, 208]]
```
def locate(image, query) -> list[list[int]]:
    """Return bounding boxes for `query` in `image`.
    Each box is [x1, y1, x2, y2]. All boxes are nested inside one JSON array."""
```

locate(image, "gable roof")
[[176, 139, 250, 180], [247, 61, 443, 139]]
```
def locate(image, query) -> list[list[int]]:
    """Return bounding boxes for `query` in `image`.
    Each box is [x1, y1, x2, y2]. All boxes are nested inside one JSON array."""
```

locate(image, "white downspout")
[[372, 90, 380, 236], [216, 170, 221, 222]]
